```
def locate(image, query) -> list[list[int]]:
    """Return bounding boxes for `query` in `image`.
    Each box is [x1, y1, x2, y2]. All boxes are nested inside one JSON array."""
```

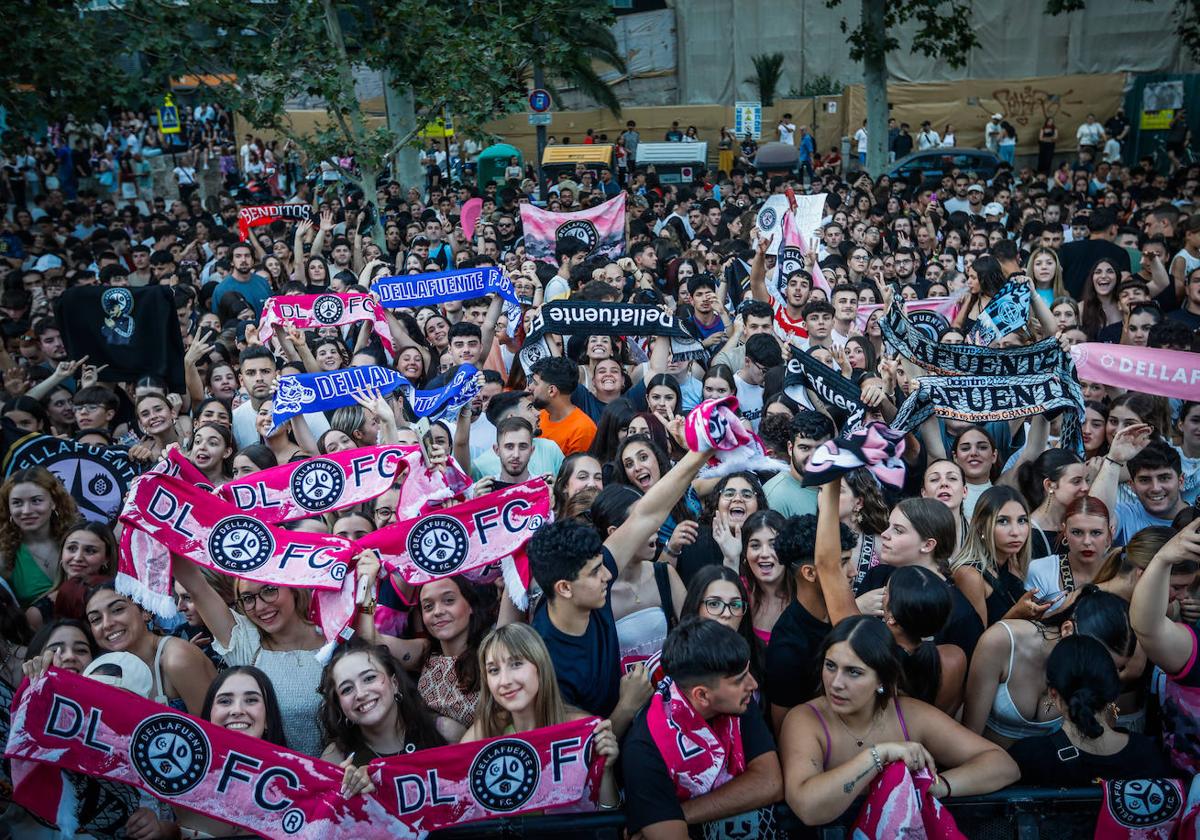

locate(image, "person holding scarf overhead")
[[622, 618, 783, 839]]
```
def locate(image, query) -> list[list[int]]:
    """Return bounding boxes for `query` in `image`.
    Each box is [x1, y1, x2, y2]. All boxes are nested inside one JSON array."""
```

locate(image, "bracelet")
[[662, 545, 680, 558], [941, 773, 953, 798], [597, 790, 624, 810], [1104, 455, 1125, 468], [869, 746, 883, 774]]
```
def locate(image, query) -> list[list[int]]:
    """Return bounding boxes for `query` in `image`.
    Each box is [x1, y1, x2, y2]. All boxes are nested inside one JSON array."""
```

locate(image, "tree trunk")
[[383, 72, 425, 193], [358, 165, 383, 241], [862, 0, 889, 177]]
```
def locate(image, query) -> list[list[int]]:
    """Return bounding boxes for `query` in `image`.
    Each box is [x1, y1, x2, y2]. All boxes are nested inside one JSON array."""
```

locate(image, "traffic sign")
[[528, 113, 552, 126], [528, 89, 552, 113], [158, 94, 181, 135], [734, 101, 762, 140]]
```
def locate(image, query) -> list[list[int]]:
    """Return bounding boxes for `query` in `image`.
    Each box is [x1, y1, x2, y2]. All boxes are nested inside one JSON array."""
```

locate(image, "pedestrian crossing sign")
[[159, 95, 181, 135]]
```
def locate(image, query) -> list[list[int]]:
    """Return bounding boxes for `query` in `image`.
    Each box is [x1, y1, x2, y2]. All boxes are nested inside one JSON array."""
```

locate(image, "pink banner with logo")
[[520, 193, 626, 263], [259, 293, 397, 359], [7, 669, 602, 840], [856, 296, 960, 332], [219, 445, 416, 523], [357, 479, 549, 588], [1070, 343, 1200, 400]]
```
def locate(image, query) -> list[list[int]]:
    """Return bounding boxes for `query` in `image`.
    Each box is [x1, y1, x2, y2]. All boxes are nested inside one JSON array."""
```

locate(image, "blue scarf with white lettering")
[[372, 267, 521, 335], [398, 364, 482, 420], [271, 365, 407, 429]]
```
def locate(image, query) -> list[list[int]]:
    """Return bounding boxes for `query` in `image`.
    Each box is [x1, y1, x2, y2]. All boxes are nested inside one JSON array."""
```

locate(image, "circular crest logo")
[[1107, 778, 1181, 827], [556, 220, 599, 255], [131, 714, 211, 797], [908, 311, 949, 342], [469, 738, 540, 812], [207, 516, 275, 573], [779, 245, 804, 278], [758, 207, 777, 232], [101, 287, 135, 319], [312, 295, 345, 325], [289, 459, 345, 512], [406, 515, 469, 575]]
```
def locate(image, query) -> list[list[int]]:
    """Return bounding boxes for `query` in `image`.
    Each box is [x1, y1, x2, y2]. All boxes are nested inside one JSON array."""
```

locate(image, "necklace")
[[832, 707, 881, 748]]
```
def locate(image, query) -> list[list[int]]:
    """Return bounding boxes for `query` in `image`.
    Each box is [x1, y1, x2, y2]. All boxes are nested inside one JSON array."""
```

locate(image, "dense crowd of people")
[[0, 99, 1198, 840]]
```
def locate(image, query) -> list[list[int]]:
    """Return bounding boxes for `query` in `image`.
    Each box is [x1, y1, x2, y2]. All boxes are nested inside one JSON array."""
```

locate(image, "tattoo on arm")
[[843, 762, 876, 794]]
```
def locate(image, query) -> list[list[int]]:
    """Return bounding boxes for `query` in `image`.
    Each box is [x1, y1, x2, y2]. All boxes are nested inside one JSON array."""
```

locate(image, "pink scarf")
[[356, 478, 548, 608], [852, 761, 964, 839], [7, 669, 602, 839], [118, 473, 359, 646], [259, 293, 398, 360], [683, 396, 780, 478], [645, 681, 745, 800], [1095, 778, 1187, 840], [218, 445, 416, 523], [395, 449, 472, 520]]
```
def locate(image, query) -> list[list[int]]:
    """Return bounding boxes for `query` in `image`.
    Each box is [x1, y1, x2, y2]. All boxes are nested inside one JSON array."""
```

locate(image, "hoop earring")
[[394, 692, 403, 704]]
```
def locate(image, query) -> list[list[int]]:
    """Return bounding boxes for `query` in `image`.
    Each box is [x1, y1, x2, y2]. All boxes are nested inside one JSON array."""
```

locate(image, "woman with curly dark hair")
[[319, 637, 446, 767], [0, 467, 80, 608]]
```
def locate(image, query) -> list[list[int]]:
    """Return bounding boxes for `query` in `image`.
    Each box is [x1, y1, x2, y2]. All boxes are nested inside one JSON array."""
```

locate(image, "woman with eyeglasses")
[[170, 548, 390, 756], [678, 471, 766, 586], [681, 565, 766, 691]]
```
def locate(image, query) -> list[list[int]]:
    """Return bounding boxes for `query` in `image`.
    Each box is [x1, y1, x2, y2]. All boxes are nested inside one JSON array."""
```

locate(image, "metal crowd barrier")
[[428, 787, 1105, 839]]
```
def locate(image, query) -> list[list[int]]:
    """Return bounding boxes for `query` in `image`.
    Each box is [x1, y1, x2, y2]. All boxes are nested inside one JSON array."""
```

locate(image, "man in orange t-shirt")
[[529, 356, 596, 456]]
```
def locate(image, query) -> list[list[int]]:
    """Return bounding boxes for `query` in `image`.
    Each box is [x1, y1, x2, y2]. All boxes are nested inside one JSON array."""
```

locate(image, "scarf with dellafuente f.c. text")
[[518, 300, 705, 373], [6, 668, 604, 840]]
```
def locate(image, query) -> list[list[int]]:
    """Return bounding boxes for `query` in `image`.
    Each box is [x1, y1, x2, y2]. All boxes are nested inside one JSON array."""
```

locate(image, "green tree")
[[1, 0, 616, 232], [745, 53, 786, 107], [536, 12, 628, 116], [827, 0, 978, 176], [825, 0, 1200, 178]]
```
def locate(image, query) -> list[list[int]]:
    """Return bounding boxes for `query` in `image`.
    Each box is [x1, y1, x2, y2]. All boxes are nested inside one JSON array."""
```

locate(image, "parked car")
[[887, 148, 1002, 188]]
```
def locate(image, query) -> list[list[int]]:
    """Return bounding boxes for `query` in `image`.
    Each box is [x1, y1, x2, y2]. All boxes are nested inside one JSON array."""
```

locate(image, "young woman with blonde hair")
[[461, 623, 620, 808]]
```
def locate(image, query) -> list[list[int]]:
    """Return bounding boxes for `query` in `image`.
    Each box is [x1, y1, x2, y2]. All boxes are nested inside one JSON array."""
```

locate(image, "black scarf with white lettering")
[[518, 301, 705, 373], [881, 301, 1061, 377], [782, 346, 866, 430], [891, 373, 1083, 451], [882, 301, 1084, 453]]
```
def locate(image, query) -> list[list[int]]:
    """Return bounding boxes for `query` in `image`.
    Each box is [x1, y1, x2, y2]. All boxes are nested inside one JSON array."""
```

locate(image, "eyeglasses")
[[237, 585, 281, 612], [720, 488, 757, 501], [703, 597, 747, 617], [375, 507, 395, 522]]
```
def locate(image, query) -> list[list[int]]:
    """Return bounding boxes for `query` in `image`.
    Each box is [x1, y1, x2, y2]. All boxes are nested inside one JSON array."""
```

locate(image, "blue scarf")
[[371, 267, 521, 335], [967, 278, 1031, 346], [271, 365, 406, 429], [399, 364, 482, 420]]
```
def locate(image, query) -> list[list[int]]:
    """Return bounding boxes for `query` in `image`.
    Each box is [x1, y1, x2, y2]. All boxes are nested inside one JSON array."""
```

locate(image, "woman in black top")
[[1008, 634, 1176, 786]]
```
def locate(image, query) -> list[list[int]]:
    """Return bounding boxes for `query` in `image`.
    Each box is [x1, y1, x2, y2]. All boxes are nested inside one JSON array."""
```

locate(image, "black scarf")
[[519, 301, 704, 373], [782, 346, 866, 429], [881, 301, 1061, 377], [881, 302, 1084, 453], [890, 372, 1083, 451]]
